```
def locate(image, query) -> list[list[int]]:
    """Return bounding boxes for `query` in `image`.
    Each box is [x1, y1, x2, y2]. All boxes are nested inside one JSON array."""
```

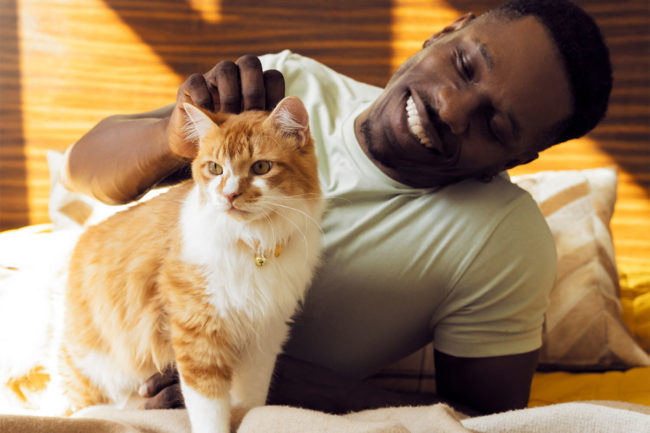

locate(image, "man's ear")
[[423, 12, 475, 48]]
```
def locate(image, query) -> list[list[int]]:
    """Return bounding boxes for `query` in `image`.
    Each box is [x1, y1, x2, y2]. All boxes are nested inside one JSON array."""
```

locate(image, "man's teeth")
[[406, 96, 434, 149]]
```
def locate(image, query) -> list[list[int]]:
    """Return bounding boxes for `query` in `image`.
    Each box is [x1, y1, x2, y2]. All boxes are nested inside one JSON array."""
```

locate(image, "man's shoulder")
[[259, 51, 381, 102], [432, 174, 538, 219]]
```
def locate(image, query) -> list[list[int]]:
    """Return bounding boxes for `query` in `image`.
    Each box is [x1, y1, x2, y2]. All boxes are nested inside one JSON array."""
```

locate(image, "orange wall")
[[1, 0, 648, 261]]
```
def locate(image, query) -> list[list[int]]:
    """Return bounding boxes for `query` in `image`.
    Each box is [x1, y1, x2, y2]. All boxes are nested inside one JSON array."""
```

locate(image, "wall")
[[0, 0, 648, 262]]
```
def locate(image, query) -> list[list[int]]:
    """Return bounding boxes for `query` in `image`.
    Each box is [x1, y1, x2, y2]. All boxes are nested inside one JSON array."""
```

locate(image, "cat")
[[60, 96, 323, 433]]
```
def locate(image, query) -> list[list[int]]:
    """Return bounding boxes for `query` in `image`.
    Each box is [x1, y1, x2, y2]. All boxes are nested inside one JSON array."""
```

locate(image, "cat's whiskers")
[[271, 194, 352, 208], [271, 192, 351, 204], [266, 207, 310, 259], [270, 192, 321, 199], [262, 211, 278, 265], [263, 201, 323, 235], [267, 196, 322, 203]]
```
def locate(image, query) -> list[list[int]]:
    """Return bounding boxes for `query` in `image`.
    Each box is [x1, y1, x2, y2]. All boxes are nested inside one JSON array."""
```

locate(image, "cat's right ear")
[[264, 96, 310, 148], [182, 103, 218, 143]]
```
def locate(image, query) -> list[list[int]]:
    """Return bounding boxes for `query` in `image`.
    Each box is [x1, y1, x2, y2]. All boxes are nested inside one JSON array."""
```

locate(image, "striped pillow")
[[513, 167, 650, 370]]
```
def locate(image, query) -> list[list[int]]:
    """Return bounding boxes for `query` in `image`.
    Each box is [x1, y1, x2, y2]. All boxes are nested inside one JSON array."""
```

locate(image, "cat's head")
[[183, 97, 321, 223]]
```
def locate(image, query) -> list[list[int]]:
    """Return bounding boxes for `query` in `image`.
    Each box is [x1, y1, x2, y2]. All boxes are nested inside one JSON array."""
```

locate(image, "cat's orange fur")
[[61, 97, 323, 432]]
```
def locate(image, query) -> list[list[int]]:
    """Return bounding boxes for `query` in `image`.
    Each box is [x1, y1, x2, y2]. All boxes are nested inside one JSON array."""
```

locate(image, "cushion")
[[513, 167, 650, 370]]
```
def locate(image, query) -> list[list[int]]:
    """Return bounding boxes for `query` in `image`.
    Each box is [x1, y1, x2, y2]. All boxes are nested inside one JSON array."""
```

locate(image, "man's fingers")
[[200, 56, 285, 113], [236, 55, 266, 111], [180, 73, 213, 111], [212, 60, 242, 113], [138, 366, 179, 397], [142, 383, 185, 410], [263, 69, 285, 110]]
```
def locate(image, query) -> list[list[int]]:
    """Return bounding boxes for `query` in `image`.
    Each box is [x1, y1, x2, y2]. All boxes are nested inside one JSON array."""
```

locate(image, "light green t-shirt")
[[260, 51, 556, 378]]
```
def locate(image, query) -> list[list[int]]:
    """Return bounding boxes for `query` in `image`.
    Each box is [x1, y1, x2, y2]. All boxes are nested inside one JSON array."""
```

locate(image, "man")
[[62, 0, 611, 415]]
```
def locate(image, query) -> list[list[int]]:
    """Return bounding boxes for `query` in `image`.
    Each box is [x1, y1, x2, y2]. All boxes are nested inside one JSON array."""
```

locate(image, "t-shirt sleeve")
[[258, 50, 294, 75], [432, 193, 557, 358], [259, 51, 380, 104]]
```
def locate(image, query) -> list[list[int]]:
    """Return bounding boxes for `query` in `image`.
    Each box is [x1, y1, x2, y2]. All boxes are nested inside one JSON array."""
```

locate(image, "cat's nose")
[[224, 191, 241, 203]]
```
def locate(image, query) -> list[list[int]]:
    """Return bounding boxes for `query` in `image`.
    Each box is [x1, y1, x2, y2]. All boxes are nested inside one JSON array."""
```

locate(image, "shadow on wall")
[[0, 0, 28, 229], [102, 0, 394, 87]]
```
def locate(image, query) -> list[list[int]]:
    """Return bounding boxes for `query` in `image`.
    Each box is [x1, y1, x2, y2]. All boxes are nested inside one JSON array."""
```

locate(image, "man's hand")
[[138, 365, 185, 409], [167, 55, 285, 159]]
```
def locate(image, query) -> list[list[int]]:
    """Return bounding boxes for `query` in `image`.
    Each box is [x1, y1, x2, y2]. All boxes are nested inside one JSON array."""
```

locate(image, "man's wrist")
[[155, 115, 192, 171]]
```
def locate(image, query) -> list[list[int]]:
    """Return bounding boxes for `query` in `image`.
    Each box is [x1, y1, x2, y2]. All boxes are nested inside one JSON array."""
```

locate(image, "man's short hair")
[[490, 0, 612, 147]]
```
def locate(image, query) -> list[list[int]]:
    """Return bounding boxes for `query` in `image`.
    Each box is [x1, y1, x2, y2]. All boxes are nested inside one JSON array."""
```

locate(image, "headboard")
[[1, 0, 648, 263]]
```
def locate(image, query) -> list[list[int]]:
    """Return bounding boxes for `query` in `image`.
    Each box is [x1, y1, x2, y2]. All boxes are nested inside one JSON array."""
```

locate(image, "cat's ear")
[[182, 103, 218, 143], [265, 96, 310, 147]]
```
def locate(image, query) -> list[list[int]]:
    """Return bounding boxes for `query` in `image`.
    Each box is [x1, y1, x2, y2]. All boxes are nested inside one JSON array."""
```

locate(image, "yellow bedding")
[[530, 366, 650, 407], [530, 260, 650, 407]]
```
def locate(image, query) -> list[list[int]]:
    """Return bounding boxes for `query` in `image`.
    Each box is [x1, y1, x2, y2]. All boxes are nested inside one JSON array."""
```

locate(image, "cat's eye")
[[251, 160, 272, 175], [207, 161, 223, 175]]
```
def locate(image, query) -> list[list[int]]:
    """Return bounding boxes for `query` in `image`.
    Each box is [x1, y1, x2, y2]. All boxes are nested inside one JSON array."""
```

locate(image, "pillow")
[[512, 167, 650, 370]]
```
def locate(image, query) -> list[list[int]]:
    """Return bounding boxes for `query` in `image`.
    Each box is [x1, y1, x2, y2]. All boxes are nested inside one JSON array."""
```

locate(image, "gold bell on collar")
[[254, 244, 283, 267]]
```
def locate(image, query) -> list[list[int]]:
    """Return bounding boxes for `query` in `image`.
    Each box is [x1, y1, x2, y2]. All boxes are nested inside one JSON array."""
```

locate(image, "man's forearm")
[[62, 105, 189, 204], [267, 354, 477, 416]]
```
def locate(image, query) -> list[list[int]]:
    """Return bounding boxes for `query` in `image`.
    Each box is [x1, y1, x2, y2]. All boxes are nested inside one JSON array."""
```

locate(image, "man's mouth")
[[405, 95, 441, 155]]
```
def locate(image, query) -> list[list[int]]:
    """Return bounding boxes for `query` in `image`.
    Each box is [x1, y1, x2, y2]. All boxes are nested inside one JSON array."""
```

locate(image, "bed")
[[1, 0, 649, 431]]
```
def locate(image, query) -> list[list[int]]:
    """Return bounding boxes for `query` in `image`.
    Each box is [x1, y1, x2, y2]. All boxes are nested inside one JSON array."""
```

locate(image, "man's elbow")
[[60, 145, 131, 206]]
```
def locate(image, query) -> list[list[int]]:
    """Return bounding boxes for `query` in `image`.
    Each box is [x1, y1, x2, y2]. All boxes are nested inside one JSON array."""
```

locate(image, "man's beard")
[[359, 119, 398, 169], [358, 119, 463, 189]]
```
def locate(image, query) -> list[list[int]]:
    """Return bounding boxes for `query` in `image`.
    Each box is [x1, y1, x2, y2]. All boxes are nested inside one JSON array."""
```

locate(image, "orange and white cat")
[[60, 96, 323, 433]]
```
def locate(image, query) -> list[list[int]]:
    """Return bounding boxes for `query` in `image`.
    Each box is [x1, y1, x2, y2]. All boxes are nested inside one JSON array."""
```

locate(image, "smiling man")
[[62, 0, 611, 416], [356, 12, 572, 188]]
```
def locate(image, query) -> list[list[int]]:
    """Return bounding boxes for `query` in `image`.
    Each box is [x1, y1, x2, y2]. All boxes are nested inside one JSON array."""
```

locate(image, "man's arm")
[[62, 105, 183, 204], [265, 351, 537, 415], [62, 55, 284, 204], [435, 348, 539, 414], [140, 354, 450, 414], [140, 350, 538, 416]]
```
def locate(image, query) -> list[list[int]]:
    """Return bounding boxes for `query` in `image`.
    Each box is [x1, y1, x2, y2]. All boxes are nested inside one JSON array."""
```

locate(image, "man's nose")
[[437, 87, 482, 135]]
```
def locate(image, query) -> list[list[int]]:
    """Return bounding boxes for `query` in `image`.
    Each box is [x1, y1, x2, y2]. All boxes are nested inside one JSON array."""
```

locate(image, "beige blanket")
[[1, 401, 649, 433]]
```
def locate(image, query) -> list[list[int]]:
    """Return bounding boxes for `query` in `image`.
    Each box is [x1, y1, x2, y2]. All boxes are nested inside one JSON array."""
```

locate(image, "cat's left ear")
[[265, 96, 310, 147], [182, 103, 218, 144]]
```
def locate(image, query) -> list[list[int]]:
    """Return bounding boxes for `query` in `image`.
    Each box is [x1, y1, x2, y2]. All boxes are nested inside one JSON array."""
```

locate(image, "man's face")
[[355, 14, 572, 188]]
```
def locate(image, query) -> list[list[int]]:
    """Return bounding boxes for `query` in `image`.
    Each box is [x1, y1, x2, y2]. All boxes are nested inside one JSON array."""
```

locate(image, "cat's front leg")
[[231, 320, 290, 409], [171, 321, 236, 433], [178, 371, 230, 433]]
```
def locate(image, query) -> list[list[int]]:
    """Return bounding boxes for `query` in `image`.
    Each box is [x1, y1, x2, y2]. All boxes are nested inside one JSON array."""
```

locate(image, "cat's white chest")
[[178, 186, 321, 323]]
